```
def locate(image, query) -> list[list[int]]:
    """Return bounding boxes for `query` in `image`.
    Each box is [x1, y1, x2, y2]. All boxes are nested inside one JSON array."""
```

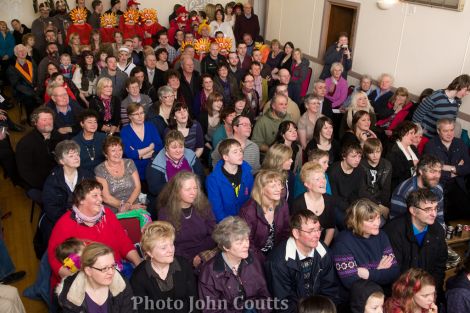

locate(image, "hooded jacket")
[[56, 271, 133, 313], [349, 279, 383, 313], [446, 271, 470, 312]]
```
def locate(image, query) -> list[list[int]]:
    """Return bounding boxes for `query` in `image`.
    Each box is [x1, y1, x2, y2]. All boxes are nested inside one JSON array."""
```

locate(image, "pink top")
[[325, 76, 348, 108]]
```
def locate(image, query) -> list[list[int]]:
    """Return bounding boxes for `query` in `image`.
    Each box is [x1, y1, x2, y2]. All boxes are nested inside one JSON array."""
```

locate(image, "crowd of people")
[[1, 1, 470, 313]]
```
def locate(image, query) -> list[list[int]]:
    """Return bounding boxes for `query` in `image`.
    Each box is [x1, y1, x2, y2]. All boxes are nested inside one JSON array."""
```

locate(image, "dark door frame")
[[319, 0, 361, 64]]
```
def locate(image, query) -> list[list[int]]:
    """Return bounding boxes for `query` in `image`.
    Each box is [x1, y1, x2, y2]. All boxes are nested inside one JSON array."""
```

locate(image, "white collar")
[[284, 237, 327, 261]]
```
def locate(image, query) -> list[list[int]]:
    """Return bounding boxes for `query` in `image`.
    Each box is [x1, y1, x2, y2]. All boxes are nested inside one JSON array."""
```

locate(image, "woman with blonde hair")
[[65, 32, 82, 63], [332, 199, 399, 302], [57, 242, 134, 313], [239, 170, 290, 261], [131, 221, 198, 313], [158, 171, 216, 268], [262, 143, 295, 205], [293, 162, 336, 246], [88, 77, 121, 134], [340, 91, 376, 137]]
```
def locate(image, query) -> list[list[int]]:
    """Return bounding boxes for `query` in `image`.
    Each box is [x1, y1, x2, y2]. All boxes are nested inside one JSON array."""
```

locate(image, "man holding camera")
[[319, 32, 352, 80]]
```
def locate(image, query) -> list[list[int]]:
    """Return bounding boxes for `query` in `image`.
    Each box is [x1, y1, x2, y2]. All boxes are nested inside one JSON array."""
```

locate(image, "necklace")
[[85, 145, 96, 161], [106, 161, 122, 175], [182, 207, 193, 219]]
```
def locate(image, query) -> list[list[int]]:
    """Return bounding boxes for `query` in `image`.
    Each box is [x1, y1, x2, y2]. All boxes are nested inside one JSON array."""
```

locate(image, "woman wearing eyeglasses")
[[120, 103, 163, 182], [332, 198, 399, 302], [57, 242, 134, 313], [199, 216, 271, 313], [48, 179, 141, 292], [147, 85, 177, 140], [239, 170, 290, 262]]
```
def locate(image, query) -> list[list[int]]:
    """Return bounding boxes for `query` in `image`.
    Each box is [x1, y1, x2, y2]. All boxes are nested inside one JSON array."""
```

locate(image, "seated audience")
[[384, 189, 447, 303], [278, 41, 294, 72], [211, 115, 261, 173], [298, 95, 323, 150], [343, 75, 375, 109], [192, 74, 215, 120], [359, 138, 392, 208], [121, 103, 163, 181], [424, 118, 470, 220], [207, 139, 254, 222], [147, 85, 175, 139], [88, 77, 121, 135], [341, 110, 378, 148], [199, 91, 223, 153], [368, 73, 394, 119], [46, 84, 83, 139], [73, 110, 106, 172], [289, 48, 309, 105], [146, 130, 205, 217], [200, 41, 226, 77], [376, 87, 414, 135], [252, 94, 292, 153], [293, 162, 336, 246], [265, 209, 339, 311], [299, 296, 337, 313], [324, 62, 348, 109], [211, 106, 237, 149], [95, 136, 144, 213], [328, 142, 365, 229], [48, 179, 141, 290], [131, 221, 198, 313], [306, 116, 341, 165], [98, 55, 128, 98], [312, 79, 334, 120], [240, 72, 260, 117], [263, 82, 301, 124], [446, 254, 470, 313], [349, 280, 385, 313], [339, 91, 376, 138], [198, 216, 271, 312], [213, 62, 240, 106], [390, 155, 444, 227], [332, 199, 399, 297], [294, 149, 333, 198], [266, 39, 284, 70], [319, 32, 352, 80], [274, 121, 302, 174], [386, 121, 419, 192], [158, 171, 216, 267], [40, 140, 93, 254], [57, 243, 134, 313], [16, 107, 60, 191], [384, 268, 438, 313], [239, 170, 290, 260], [120, 77, 153, 126], [72, 50, 100, 106]]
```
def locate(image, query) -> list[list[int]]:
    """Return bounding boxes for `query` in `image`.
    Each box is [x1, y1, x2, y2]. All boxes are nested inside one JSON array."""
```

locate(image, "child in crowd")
[[44, 73, 78, 103], [350, 279, 385, 313], [59, 53, 76, 79], [206, 138, 254, 222], [55, 237, 85, 274]]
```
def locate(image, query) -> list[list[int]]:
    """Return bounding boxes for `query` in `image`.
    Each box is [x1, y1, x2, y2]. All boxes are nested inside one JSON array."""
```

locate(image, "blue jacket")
[[0, 32, 15, 58], [206, 160, 253, 222], [120, 122, 163, 180]]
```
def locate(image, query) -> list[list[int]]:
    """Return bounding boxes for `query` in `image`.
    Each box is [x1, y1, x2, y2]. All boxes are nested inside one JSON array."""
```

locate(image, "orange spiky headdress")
[[179, 40, 195, 53], [215, 37, 232, 52], [100, 13, 117, 28], [70, 7, 87, 24], [123, 9, 139, 24], [198, 21, 211, 35], [194, 38, 211, 54], [140, 8, 157, 23]]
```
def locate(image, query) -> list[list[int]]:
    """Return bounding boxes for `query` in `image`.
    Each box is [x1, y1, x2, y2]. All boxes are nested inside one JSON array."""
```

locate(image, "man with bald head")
[[234, 2, 260, 44], [46, 85, 83, 138], [178, 55, 201, 110]]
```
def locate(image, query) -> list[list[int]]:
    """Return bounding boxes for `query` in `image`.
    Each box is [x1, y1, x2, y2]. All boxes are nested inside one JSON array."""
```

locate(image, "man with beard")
[[16, 106, 62, 192], [31, 3, 56, 53], [51, 0, 71, 44], [390, 154, 445, 227], [37, 42, 60, 86], [252, 93, 292, 153]]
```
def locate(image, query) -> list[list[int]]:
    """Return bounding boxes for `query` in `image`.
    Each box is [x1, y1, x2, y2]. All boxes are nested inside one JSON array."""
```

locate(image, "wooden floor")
[[1, 104, 48, 313]]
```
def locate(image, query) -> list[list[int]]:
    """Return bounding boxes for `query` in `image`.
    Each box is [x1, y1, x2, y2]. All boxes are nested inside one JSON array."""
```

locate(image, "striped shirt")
[[390, 176, 445, 228], [412, 89, 461, 139]]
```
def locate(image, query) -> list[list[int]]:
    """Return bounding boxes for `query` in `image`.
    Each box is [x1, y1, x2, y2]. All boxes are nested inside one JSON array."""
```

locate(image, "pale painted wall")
[[265, 0, 470, 124], [0, 0, 235, 28]]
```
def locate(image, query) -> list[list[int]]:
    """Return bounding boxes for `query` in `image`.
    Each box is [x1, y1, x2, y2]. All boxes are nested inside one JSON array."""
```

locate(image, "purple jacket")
[[158, 207, 216, 263], [198, 252, 272, 313], [325, 76, 348, 108], [239, 198, 291, 262]]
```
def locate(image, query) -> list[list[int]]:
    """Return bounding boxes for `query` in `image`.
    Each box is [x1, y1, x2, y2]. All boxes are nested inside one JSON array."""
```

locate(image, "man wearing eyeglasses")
[[265, 209, 339, 313], [390, 154, 445, 228], [384, 189, 447, 304]]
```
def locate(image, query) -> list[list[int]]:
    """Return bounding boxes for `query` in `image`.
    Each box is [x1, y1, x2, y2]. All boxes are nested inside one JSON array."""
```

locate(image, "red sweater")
[[48, 208, 135, 289]]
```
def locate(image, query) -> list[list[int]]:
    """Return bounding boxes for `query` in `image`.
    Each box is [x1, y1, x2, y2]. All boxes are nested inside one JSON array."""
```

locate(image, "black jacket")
[[131, 256, 198, 313], [57, 270, 134, 313], [385, 142, 418, 192], [359, 158, 392, 207], [383, 214, 447, 299], [40, 166, 94, 244], [88, 95, 122, 130], [264, 238, 339, 313], [178, 68, 201, 111]]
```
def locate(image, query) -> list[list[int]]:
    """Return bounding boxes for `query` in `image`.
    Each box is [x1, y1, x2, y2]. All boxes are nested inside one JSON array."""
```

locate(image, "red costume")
[[66, 23, 92, 45]]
